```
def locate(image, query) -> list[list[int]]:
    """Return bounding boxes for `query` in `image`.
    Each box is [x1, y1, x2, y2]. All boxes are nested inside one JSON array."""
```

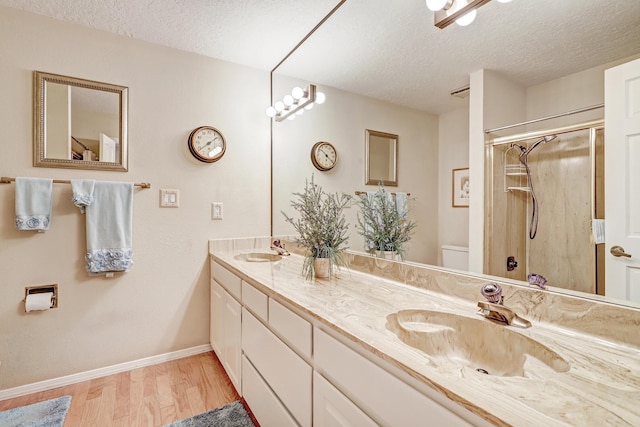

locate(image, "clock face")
[[311, 141, 337, 171], [188, 126, 226, 163]]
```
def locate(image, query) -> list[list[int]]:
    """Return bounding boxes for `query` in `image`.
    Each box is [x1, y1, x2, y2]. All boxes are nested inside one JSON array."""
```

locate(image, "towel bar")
[[1, 176, 151, 189]]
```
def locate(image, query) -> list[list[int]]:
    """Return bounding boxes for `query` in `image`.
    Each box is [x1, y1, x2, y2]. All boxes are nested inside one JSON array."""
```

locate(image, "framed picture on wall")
[[452, 168, 470, 208]]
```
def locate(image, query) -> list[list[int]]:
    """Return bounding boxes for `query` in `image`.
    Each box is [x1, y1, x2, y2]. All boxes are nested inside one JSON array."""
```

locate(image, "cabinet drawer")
[[268, 298, 312, 359], [314, 371, 378, 427], [210, 259, 241, 300], [243, 309, 312, 427], [242, 355, 298, 427], [241, 281, 268, 322], [314, 328, 473, 427]]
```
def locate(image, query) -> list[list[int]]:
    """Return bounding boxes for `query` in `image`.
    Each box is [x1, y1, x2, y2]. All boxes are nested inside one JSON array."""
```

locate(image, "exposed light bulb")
[[296, 109, 304, 116], [455, 8, 476, 26], [291, 87, 304, 100], [287, 114, 296, 121], [315, 92, 326, 104], [274, 101, 284, 112], [265, 106, 276, 117], [304, 103, 314, 110], [283, 95, 294, 106], [446, 0, 476, 26], [426, 0, 449, 11]]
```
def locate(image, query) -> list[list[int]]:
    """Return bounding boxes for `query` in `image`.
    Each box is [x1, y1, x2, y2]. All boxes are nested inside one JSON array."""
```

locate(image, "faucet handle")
[[480, 282, 503, 303], [527, 273, 547, 289]]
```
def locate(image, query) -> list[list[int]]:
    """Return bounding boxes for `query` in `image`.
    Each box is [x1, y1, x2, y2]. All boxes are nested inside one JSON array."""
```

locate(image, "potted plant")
[[282, 177, 351, 280], [355, 186, 417, 260]]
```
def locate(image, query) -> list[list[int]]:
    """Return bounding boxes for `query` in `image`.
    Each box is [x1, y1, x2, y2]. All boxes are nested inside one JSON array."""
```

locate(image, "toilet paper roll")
[[25, 292, 53, 312]]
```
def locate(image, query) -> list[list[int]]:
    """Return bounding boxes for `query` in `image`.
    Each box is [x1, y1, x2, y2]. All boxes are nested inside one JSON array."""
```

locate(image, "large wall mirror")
[[365, 129, 397, 186], [33, 71, 128, 171], [270, 1, 640, 309]]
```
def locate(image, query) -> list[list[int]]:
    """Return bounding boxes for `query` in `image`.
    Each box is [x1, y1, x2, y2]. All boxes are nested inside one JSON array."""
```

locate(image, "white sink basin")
[[234, 252, 282, 263], [386, 309, 570, 378]]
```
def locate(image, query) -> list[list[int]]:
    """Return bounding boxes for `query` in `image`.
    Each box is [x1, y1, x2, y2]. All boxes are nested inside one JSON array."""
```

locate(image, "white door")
[[605, 57, 640, 303], [99, 133, 118, 162]]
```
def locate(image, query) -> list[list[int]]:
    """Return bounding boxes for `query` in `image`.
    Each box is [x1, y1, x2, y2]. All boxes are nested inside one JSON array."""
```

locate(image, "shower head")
[[525, 134, 557, 154]]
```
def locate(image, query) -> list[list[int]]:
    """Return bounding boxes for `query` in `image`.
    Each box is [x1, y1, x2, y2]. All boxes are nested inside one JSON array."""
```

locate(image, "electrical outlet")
[[160, 189, 179, 207], [212, 202, 223, 220]]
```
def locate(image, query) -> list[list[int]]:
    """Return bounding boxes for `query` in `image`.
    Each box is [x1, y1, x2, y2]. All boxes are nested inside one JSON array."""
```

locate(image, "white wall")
[[437, 107, 469, 265], [467, 70, 527, 273], [272, 78, 440, 264], [0, 7, 270, 390]]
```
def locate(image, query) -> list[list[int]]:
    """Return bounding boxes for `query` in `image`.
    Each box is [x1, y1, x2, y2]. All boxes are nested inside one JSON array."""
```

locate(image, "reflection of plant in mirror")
[[356, 186, 416, 260], [282, 176, 351, 280]]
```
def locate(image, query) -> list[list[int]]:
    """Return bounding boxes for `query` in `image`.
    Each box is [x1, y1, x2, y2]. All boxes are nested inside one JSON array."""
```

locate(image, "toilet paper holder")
[[24, 284, 58, 311]]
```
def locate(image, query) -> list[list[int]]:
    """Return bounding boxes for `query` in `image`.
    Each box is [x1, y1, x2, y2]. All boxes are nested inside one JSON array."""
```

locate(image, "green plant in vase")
[[355, 186, 417, 260], [282, 176, 351, 280]]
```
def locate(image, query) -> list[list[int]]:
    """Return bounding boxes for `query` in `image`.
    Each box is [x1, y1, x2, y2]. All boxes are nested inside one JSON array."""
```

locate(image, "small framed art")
[[452, 168, 469, 208]]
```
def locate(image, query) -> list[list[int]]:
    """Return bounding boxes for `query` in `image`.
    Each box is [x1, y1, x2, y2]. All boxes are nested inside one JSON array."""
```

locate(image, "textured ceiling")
[[2, 0, 640, 114]]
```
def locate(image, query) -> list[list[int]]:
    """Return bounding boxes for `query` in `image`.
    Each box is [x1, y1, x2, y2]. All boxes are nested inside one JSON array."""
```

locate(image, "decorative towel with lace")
[[71, 179, 96, 214], [15, 177, 53, 231], [84, 181, 134, 274]]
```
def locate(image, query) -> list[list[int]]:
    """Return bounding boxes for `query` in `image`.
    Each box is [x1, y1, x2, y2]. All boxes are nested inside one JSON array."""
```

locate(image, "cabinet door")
[[314, 372, 378, 427], [210, 279, 224, 358], [223, 292, 242, 395]]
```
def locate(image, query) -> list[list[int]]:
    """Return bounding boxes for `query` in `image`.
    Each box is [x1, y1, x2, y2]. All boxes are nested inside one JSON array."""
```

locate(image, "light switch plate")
[[212, 202, 223, 219], [160, 189, 179, 207]]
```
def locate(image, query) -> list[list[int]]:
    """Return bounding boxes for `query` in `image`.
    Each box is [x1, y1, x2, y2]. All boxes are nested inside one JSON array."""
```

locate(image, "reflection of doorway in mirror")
[[99, 133, 119, 163], [485, 126, 604, 297]]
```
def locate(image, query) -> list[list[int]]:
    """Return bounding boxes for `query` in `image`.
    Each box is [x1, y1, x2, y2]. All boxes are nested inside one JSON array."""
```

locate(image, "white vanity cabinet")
[[210, 257, 485, 427]]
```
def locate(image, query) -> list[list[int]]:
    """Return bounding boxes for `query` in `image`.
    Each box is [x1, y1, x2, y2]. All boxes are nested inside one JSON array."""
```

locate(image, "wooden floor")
[[0, 351, 240, 426]]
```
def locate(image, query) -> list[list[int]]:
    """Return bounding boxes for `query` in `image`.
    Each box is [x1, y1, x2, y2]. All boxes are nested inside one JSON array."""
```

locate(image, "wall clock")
[[310, 141, 337, 171], [188, 126, 226, 163]]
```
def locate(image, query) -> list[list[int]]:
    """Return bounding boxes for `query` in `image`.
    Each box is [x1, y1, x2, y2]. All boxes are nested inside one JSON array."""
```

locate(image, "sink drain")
[[475, 368, 489, 375]]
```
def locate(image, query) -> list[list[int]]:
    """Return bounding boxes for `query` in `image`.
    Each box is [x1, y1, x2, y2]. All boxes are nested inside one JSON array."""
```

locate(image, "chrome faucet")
[[270, 239, 290, 256], [477, 283, 531, 328]]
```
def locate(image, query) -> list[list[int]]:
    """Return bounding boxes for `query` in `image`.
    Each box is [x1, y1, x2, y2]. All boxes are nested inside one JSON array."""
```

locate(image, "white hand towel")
[[15, 177, 53, 231], [364, 192, 377, 250], [395, 192, 409, 220], [592, 219, 605, 244], [84, 181, 134, 274], [71, 179, 96, 214]]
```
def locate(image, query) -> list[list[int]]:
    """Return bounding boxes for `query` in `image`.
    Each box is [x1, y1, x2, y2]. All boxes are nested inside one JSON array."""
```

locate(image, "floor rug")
[[166, 400, 255, 427], [0, 395, 71, 427]]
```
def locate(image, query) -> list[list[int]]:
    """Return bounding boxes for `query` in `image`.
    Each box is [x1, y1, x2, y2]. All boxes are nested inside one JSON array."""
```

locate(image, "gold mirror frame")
[[365, 129, 398, 186], [33, 71, 128, 171]]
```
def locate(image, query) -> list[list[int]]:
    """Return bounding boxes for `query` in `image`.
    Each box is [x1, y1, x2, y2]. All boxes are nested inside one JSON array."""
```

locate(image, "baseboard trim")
[[0, 344, 213, 401]]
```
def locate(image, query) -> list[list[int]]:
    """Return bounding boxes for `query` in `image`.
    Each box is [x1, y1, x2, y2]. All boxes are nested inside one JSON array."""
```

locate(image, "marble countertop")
[[210, 244, 640, 426]]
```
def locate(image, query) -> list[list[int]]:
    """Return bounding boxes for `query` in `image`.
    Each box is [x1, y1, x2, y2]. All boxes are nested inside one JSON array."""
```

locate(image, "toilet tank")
[[441, 245, 469, 271]]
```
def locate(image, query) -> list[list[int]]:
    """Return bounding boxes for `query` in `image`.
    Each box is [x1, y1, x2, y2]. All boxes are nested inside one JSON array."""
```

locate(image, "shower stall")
[[484, 119, 605, 295]]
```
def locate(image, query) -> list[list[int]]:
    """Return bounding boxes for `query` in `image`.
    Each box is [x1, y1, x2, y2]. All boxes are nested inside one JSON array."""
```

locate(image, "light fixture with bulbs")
[[265, 84, 326, 122], [427, 0, 510, 29]]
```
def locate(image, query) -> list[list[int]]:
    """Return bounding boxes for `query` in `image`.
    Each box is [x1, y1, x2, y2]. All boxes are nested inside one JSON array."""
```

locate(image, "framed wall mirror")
[[33, 71, 128, 171], [365, 129, 398, 186]]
